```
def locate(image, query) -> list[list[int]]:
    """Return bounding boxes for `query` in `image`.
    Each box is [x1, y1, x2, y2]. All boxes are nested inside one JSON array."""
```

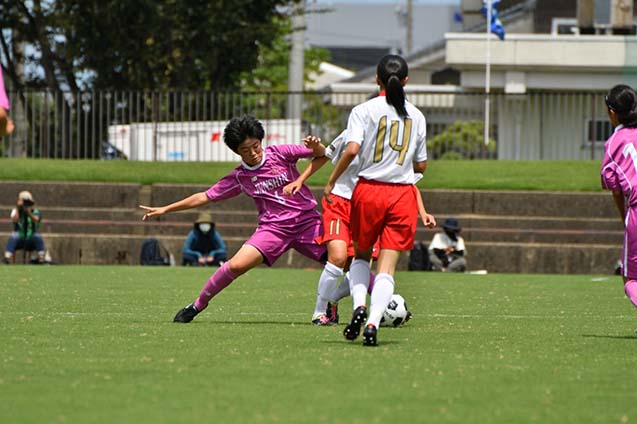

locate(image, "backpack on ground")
[[140, 238, 170, 266], [408, 241, 431, 271]]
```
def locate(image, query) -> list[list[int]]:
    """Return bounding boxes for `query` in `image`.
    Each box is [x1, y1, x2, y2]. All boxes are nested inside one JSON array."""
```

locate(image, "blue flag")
[[481, 0, 505, 40]]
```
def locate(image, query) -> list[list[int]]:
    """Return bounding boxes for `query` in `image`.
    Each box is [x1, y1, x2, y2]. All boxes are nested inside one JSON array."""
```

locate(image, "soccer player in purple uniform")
[[140, 115, 327, 323], [601, 84, 637, 330]]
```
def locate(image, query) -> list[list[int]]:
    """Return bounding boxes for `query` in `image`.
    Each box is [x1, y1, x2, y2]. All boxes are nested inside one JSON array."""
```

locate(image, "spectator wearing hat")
[[3, 191, 46, 264], [428, 217, 467, 272], [182, 212, 227, 266]]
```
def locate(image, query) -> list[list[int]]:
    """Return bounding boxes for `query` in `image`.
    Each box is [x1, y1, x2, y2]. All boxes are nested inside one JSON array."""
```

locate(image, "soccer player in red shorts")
[[284, 130, 363, 325], [286, 130, 434, 327], [324, 55, 435, 346]]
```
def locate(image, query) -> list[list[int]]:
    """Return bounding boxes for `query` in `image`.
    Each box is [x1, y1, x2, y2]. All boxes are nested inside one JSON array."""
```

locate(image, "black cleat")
[[343, 306, 367, 341], [173, 303, 202, 323], [363, 324, 378, 347], [326, 302, 339, 324]]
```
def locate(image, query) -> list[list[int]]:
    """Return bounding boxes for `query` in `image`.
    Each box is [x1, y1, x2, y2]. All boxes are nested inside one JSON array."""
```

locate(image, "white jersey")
[[325, 130, 361, 200], [345, 96, 427, 184], [428, 233, 466, 253]]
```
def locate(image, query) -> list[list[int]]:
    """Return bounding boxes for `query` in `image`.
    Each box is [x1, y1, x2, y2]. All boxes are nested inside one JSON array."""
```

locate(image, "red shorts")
[[316, 195, 355, 258], [350, 179, 418, 251], [316, 194, 380, 259]]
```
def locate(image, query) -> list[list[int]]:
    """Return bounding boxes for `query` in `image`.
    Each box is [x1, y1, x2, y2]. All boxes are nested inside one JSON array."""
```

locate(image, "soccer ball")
[[380, 294, 412, 327]]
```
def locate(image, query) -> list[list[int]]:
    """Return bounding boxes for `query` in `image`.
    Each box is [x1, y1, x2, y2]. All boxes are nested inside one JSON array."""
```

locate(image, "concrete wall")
[[0, 181, 623, 274]]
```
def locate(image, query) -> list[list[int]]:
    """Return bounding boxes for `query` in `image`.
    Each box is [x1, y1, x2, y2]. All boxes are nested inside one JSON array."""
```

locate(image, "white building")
[[325, 0, 637, 160]]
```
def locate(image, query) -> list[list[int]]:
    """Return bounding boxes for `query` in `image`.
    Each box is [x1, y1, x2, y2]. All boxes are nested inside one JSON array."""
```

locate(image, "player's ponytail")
[[377, 55, 409, 119], [606, 84, 637, 128]]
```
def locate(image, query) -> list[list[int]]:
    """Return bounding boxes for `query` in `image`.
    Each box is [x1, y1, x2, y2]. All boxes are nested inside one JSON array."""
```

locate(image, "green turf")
[[0, 158, 602, 192], [1, 266, 636, 423]]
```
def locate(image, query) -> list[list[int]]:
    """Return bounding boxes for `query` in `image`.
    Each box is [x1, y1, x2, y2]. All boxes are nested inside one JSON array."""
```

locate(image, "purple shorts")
[[623, 205, 637, 278], [245, 213, 327, 267]]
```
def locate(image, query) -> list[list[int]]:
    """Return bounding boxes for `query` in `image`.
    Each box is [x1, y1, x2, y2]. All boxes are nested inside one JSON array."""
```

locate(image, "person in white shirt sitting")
[[428, 217, 467, 272]]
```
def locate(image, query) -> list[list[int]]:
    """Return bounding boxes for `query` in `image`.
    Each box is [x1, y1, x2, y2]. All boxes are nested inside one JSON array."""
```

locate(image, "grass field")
[[0, 158, 602, 192], [2, 266, 636, 424]]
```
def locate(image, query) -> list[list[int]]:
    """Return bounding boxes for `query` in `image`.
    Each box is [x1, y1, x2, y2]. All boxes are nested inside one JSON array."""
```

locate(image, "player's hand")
[[303, 135, 321, 148], [283, 180, 303, 195], [323, 182, 334, 204], [139, 205, 166, 221], [422, 213, 436, 228], [0, 117, 15, 137]]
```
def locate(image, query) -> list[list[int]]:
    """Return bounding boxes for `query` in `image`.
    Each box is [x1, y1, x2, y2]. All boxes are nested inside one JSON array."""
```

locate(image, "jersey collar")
[[241, 149, 267, 171]]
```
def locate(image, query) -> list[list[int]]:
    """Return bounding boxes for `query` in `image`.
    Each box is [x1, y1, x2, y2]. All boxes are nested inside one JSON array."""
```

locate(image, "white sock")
[[313, 262, 343, 318], [328, 271, 351, 302], [367, 273, 394, 328], [349, 259, 370, 310]]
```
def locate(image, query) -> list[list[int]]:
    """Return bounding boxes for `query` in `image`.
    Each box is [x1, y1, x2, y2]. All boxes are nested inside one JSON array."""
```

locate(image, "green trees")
[[1, 0, 300, 91], [0, 1, 334, 158], [429, 120, 497, 159]]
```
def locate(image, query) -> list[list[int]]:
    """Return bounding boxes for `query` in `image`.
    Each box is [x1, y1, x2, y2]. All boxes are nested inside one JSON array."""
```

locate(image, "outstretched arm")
[[140, 192, 209, 221], [305, 135, 326, 158], [324, 142, 358, 203]]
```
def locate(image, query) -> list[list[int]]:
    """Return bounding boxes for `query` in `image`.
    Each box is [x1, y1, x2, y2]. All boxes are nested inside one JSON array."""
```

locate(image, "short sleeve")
[[413, 115, 428, 163], [270, 144, 313, 163], [601, 163, 619, 191], [600, 142, 619, 191], [325, 131, 346, 163], [345, 106, 366, 145], [206, 172, 243, 201]]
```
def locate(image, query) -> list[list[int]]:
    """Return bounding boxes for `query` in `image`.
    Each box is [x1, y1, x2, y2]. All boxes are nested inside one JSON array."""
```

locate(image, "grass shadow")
[[582, 334, 637, 340]]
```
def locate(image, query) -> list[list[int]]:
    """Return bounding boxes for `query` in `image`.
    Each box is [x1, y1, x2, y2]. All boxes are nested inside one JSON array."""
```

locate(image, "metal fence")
[[0, 90, 611, 161]]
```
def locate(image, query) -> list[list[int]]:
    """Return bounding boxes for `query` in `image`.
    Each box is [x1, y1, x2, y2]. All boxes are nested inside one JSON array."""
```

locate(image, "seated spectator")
[[428, 217, 467, 272], [182, 212, 227, 266], [3, 191, 46, 264]]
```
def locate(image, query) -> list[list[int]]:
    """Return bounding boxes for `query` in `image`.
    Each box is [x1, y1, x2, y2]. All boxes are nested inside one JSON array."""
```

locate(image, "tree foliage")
[[0, 0, 299, 91], [239, 16, 330, 92], [429, 120, 497, 160]]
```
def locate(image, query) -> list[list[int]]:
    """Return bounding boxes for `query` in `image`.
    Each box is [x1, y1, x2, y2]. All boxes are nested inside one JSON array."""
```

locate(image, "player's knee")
[[327, 253, 348, 269]]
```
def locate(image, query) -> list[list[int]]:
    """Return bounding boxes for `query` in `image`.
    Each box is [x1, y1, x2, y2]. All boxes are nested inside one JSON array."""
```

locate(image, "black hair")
[[223, 115, 265, 152], [377, 54, 409, 119], [606, 84, 637, 128]]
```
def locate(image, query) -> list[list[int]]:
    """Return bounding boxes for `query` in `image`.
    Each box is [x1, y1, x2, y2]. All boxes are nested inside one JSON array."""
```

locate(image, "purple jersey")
[[0, 66, 9, 110], [205, 144, 318, 229], [601, 126, 637, 207], [601, 126, 637, 278]]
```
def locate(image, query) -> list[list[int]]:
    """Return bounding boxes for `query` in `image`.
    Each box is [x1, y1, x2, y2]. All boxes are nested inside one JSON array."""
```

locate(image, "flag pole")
[[484, 0, 492, 146]]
